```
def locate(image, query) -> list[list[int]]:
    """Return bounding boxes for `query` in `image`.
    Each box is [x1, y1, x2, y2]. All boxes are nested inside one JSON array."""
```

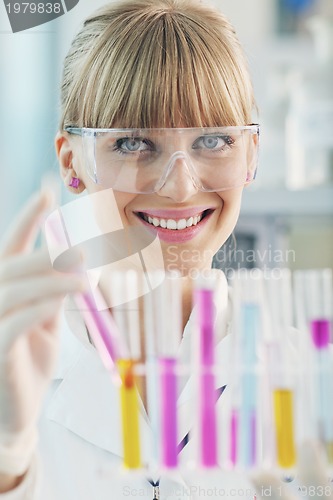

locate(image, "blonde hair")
[[59, 0, 255, 130]]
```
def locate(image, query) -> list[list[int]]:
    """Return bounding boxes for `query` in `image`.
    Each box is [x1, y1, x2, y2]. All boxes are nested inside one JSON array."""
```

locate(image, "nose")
[[156, 155, 199, 203]]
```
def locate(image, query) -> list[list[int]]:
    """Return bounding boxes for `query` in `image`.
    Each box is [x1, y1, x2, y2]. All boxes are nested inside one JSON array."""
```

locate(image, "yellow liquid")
[[117, 359, 141, 469], [326, 442, 333, 464], [273, 389, 296, 468]]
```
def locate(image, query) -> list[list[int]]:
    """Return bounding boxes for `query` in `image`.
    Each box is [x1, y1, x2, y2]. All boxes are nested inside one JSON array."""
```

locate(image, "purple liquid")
[[160, 357, 178, 468], [311, 319, 330, 349]]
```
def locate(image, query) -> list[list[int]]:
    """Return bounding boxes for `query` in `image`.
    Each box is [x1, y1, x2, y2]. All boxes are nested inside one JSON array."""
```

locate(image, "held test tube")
[[44, 209, 127, 384]]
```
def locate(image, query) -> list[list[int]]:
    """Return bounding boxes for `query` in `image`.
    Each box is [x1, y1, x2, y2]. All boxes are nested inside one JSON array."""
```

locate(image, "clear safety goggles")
[[65, 125, 260, 194]]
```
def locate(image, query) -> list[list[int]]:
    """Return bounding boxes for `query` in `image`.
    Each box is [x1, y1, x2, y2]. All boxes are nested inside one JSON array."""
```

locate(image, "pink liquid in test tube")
[[230, 409, 238, 466], [160, 357, 178, 467], [311, 319, 330, 349], [196, 287, 218, 468]]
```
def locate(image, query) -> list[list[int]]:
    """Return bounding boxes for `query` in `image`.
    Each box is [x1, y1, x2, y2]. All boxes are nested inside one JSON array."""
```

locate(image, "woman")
[[0, 1, 328, 499]]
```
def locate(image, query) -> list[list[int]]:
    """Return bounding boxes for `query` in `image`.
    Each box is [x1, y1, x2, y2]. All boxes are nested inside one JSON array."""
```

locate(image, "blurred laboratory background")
[[0, 0, 332, 271]]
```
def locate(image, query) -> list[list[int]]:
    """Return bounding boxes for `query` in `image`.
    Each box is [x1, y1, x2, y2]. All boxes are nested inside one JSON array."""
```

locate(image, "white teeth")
[[142, 212, 205, 229], [186, 217, 193, 227], [167, 219, 177, 230], [177, 219, 187, 230]]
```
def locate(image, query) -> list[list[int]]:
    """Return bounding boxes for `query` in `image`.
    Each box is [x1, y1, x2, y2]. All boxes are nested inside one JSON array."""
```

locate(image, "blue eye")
[[115, 138, 150, 152], [112, 137, 157, 156], [202, 136, 219, 149], [192, 135, 234, 151], [125, 139, 141, 151]]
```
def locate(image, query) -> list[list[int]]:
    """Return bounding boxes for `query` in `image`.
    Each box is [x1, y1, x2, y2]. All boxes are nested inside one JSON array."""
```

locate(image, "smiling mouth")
[[136, 209, 213, 230]]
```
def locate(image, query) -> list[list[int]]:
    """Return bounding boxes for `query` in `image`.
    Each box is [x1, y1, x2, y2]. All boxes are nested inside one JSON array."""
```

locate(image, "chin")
[[161, 241, 216, 276]]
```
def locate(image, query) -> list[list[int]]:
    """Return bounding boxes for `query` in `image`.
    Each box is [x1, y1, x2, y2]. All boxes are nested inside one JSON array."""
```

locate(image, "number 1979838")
[[6, 3, 62, 14]]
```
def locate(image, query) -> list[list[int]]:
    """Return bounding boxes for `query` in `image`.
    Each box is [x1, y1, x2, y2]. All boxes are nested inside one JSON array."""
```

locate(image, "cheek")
[[217, 188, 243, 218], [112, 191, 138, 226], [214, 189, 244, 237], [80, 185, 136, 233]]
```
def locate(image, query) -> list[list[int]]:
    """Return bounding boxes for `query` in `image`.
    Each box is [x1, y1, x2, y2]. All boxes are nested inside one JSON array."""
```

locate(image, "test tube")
[[143, 274, 161, 471], [155, 272, 182, 469], [265, 269, 296, 470], [294, 269, 333, 462], [273, 385, 295, 468], [194, 276, 218, 468], [44, 208, 126, 384], [112, 271, 142, 469], [229, 270, 262, 469]]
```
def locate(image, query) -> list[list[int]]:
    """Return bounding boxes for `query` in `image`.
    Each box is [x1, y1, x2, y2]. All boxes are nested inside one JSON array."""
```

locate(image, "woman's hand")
[[251, 441, 333, 500], [0, 192, 86, 488]]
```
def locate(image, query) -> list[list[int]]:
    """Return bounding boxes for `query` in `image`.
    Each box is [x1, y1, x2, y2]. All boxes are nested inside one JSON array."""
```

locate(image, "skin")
[[0, 194, 86, 492], [0, 474, 22, 493]]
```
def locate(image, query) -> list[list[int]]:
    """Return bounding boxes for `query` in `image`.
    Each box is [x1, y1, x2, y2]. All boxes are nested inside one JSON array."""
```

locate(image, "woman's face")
[[57, 132, 245, 276]]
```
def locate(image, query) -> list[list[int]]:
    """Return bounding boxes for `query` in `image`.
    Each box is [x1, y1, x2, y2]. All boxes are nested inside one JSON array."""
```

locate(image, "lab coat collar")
[[47, 346, 143, 458]]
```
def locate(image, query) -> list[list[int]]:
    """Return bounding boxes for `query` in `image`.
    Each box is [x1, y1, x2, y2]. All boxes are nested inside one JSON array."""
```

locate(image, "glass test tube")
[[155, 272, 182, 468], [265, 269, 296, 470], [112, 271, 142, 469], [194, 278, 218, 468], [143, 281, 160, 470], [273, 386, 296, 468], [239, 303, 259, 467], [229, 270, 262, 469], [295, 269, 333, 462]]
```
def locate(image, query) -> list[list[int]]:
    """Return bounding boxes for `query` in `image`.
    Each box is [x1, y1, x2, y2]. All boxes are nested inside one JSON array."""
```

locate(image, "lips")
[[134, 208, 214, 243]]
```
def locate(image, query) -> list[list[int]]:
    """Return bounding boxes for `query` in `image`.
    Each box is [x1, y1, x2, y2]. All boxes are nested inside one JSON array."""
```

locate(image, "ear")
[[55, 131, 86, 194], [245, 132, 259, 187]]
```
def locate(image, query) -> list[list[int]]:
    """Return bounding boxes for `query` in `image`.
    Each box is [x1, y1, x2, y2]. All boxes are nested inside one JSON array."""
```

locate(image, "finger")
[[0, 249, 53, 283], [0, 247, 83, 283], [0, 274, 87, 318], [250, 471, 298, 500], [0, 296, 65, 354], [0, 191, 53, 258], [42, 300, 63, 333]]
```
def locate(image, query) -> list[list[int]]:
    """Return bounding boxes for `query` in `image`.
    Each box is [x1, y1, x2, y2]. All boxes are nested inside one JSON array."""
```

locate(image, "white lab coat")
[[0, 270, 260, 500]]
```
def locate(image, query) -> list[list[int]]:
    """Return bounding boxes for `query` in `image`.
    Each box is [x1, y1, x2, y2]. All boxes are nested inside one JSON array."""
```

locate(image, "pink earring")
[[69, 177, 80, 189]]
